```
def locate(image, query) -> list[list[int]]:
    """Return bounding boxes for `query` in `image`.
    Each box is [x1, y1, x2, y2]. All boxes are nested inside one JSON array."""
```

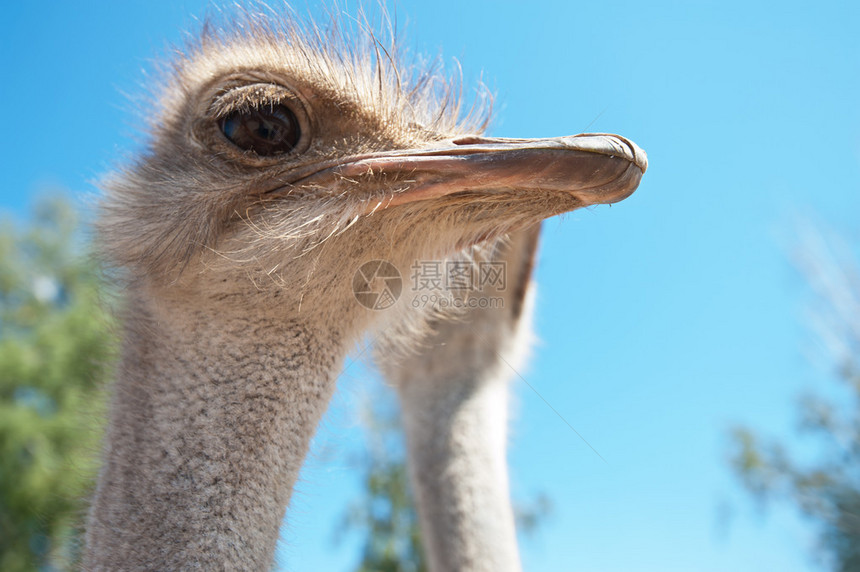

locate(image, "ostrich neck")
[[83, 290, 345, 571]]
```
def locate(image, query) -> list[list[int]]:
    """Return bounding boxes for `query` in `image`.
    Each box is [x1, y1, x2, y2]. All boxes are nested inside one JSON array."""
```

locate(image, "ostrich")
[[83, 8, 646, 572]]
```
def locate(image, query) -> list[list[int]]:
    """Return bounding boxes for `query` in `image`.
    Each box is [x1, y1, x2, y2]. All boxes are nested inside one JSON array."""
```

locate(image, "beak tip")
[[631, 142, 648, 173], [575, 133, 648, 173]]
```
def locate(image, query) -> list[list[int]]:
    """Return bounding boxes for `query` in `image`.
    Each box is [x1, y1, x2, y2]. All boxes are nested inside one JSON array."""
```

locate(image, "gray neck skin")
[[398, 357, 521, 572], [83, 290, 344, 571], [381, 228, 539, 572]]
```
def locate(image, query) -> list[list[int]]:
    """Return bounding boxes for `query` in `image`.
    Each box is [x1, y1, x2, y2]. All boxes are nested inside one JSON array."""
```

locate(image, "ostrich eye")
[[219, 104, 301, 156]]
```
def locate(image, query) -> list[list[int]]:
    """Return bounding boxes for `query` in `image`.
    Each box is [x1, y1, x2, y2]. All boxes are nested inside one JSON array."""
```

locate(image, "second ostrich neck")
[[85, 288, 348, 570]]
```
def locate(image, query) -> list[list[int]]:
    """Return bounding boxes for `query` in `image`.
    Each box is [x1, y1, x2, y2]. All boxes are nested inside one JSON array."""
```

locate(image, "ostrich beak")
[[292, 133, 647, 210]]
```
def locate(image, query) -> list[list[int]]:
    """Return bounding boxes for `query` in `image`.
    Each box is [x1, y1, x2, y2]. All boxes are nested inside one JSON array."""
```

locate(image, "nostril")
[[451, 136, 486, 146]]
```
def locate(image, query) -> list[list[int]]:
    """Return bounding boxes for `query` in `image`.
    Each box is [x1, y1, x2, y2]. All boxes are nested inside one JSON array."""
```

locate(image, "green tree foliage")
[[0, 197, 113, 571], [730, 227, 860, 571], [339, 401, 427, 572], [339, 394, 551, 572]]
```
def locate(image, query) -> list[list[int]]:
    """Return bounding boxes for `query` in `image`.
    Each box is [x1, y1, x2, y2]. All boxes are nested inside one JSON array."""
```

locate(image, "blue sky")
[[3, 1, 859, 570]]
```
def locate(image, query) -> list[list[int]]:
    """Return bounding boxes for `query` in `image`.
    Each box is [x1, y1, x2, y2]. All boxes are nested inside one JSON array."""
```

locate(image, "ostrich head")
[[98, 11, 646, 331], [85, 9, 648, 570]]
